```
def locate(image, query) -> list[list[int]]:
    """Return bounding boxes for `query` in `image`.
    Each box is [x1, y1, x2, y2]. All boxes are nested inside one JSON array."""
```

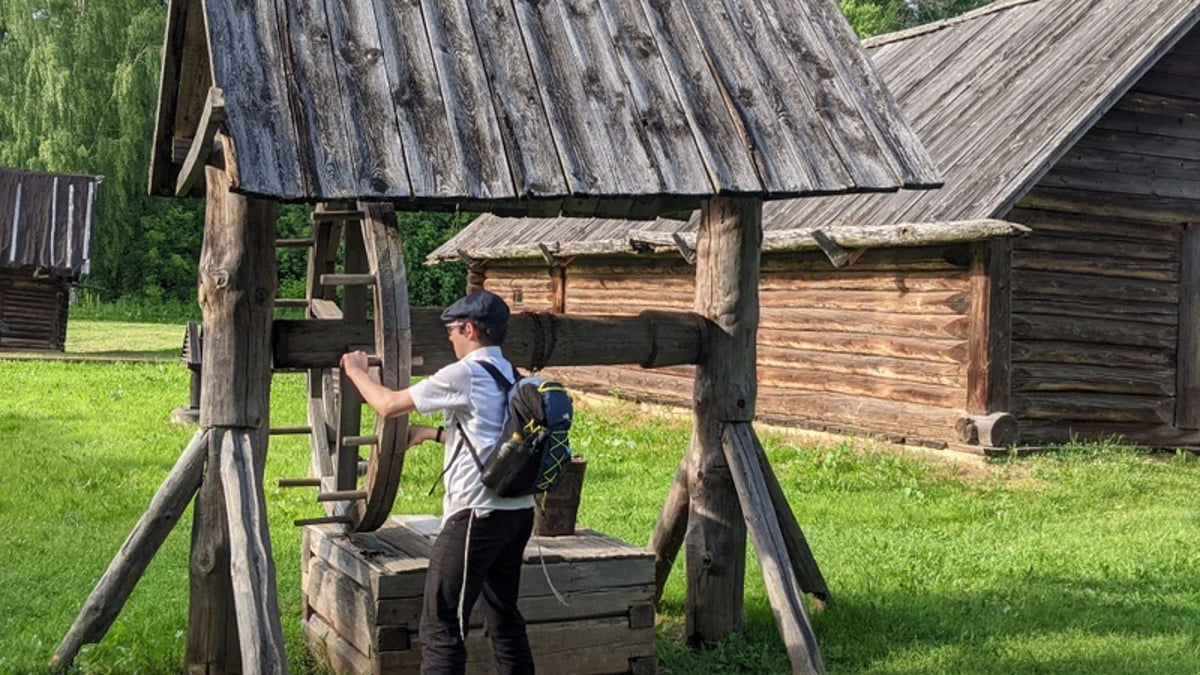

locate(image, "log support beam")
[[190, 165, 285, 674], [49, 431, 209, 672]]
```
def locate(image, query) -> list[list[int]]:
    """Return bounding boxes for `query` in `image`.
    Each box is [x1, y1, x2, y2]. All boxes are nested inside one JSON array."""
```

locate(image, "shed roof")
[[432, 0, 1200, 259], [0, 167, 102, 276], [149, 0, 940, 218]]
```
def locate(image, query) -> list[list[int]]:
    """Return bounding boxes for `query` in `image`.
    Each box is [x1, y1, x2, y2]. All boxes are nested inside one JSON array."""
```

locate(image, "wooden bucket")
[[535, 455, 587, 536]]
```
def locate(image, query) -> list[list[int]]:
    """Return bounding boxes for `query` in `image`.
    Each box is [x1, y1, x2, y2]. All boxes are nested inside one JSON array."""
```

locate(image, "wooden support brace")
[[174, 87, 226, 197], [748, 428, 829, 604], [723, 423, 823, 675], [50, 430, 210, 671], [649, 459, 690, 604], [218, 428, 287, 675]]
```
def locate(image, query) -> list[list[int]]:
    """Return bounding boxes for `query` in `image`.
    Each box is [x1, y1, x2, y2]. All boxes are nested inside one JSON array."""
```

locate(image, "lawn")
[[2, 322, 1199, 674]]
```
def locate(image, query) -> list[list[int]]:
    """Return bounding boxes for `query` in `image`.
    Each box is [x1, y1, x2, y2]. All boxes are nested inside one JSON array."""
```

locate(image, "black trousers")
[[420, 507, 536, 675]]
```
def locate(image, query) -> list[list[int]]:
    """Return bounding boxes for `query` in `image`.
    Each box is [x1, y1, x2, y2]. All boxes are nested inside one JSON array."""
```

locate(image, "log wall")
[[484, 245, 974, 445], [1008, 35, 1200, 446], [0, 268, 70, 351]]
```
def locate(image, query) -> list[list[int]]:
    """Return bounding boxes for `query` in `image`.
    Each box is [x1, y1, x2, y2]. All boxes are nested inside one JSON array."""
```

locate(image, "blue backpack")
[[461, 362, 573, 498]]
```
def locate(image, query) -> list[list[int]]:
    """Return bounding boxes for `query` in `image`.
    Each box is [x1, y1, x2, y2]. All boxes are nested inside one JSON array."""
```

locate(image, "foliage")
[[840, 0, 996, 37]]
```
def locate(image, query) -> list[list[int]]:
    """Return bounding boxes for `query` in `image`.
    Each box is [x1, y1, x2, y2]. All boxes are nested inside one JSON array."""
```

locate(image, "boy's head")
[[441, 290, 510, 346]]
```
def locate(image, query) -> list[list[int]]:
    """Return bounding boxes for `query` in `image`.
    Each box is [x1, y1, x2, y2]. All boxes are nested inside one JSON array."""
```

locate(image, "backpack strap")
[[426, 360, 515, 495]]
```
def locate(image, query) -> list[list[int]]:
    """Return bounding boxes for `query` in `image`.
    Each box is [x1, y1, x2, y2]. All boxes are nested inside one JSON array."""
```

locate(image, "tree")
[[840, 0, 994, 37]]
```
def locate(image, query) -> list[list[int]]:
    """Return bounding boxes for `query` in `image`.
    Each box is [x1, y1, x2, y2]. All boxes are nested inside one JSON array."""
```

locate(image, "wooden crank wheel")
[[304, 201, 411, 532]]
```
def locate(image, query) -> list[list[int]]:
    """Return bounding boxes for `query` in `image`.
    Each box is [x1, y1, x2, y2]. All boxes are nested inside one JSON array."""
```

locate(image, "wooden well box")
[[302, 515, 657, 674]]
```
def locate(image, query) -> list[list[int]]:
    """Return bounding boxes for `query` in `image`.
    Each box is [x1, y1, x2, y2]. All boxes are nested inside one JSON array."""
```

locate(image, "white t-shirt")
[[408, 345, 536, 520]]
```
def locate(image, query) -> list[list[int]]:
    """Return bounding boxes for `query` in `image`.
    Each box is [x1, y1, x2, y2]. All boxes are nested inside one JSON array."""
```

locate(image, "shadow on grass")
[[654, 570, 1198, 674]]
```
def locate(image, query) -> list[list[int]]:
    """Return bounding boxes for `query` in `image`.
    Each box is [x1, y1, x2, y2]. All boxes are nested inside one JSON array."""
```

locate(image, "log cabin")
[[0, 167, 101, 351], [431, 0, 1200, 452]]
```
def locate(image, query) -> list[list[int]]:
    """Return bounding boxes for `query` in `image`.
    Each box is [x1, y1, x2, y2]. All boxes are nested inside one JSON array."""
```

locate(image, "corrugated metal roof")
[[151, 0, 940, 218], [0, 167, 102, 276], [432, 0, 1200, 258]]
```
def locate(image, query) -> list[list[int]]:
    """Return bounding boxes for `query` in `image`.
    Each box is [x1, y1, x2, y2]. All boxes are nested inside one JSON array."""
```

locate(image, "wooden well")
[[302, 516, 656, 674]]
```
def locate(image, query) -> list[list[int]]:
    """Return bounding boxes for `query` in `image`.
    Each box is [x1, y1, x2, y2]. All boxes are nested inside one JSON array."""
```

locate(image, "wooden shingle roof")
[[150, 0, 940, 218], [0, 167, 102, 276], [432, 0, 1200, 258]]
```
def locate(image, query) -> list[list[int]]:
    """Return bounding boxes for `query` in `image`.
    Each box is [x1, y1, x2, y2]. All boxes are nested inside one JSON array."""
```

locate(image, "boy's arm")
[[340, 350, 416, 418]]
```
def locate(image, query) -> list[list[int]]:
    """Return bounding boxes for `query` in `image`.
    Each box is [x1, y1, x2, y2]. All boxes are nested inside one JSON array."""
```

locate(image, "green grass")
[[2, 323, 1199, 674]]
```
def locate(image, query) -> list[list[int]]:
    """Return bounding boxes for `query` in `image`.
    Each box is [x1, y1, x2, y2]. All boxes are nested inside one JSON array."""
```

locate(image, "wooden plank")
[[203, 0, 305, 196], [218, 428, 287, 675], [759, 330, 969, 364], [1012, 392, 1174, 424], [760, 308, 970, 340], [757, 367, 962, 408], [1013, 297, 1176, 325], [1012, 232, 1178, 263], [672, 1, 853, 193], [967, 239, 1011, 414], [1012, 313, 1176, 349], [723, 423, 822, 675], [595, 0, 715, 194], [1012, 362, 1174, 396], [418, 0, 513, 200], [1019, 186, 1200, 225], [1074, 127, 1200, 162], [757, 346, 966, 388], [305, 558, 376, 657], [1177, 223, 1200, 429], [1011, 268, 1179, 305], [758, 287, 971, 315], [369, 0, 467, 198], [50, 431, 209, 671], [1011, 250, 1178, 283], [630, 0, 761, 191], [744, 0, 915, 190], [1053, 145, 1200, 184], [1011, 340, 1172, 370], [510, 0, 660, 196], [277, 0, 358, 198], [1040, 165, 1200, 201], [303, 613, 372, 675], [459, 0, 566, 197], [326, 2, 411, 198], [380, 615, 655, 674], [1009, 207, 1182, 245]]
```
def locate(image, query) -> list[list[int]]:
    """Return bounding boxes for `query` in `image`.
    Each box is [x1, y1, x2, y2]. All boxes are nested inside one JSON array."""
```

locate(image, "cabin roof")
[[0, 167, 102, 276], [149, 0, 940, 219], [432, 0, 1200, 260]]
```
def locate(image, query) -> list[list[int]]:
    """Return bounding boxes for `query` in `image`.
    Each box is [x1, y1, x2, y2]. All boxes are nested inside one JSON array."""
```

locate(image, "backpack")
[[458, 361, 574, 498]]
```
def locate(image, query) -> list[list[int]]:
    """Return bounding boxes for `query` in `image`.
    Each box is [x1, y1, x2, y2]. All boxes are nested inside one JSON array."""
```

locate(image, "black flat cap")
[[441, 290, 510, 344]]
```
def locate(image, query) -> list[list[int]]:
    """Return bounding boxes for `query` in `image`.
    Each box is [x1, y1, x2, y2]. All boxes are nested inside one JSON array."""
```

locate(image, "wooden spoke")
[[295, 202, 411, 533]]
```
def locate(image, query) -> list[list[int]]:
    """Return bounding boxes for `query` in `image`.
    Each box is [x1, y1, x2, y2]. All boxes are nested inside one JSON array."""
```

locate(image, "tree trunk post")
[[190, 164, 284, 674], [685, 196, 761, 644]]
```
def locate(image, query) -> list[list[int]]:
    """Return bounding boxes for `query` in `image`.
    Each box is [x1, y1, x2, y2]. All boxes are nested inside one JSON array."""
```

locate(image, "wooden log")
[[955, 412, 1018, 447], [218, 428, 287, 675], [967, 239, 1011, 415], [187, 429, 242, 674], [49, 431, 209, 672], [272, 309, 706, 372], [746, 432, 828, 604], [649, 460, 689, 605], [686, 196, 758, 644], [198, 165, 278, 427], [722, 423, 822, 675], [1177, 224, 1200, 429]]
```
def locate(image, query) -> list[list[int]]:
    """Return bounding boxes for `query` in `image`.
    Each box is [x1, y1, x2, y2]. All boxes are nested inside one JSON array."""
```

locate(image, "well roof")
[[150, 0, 940, 218]]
